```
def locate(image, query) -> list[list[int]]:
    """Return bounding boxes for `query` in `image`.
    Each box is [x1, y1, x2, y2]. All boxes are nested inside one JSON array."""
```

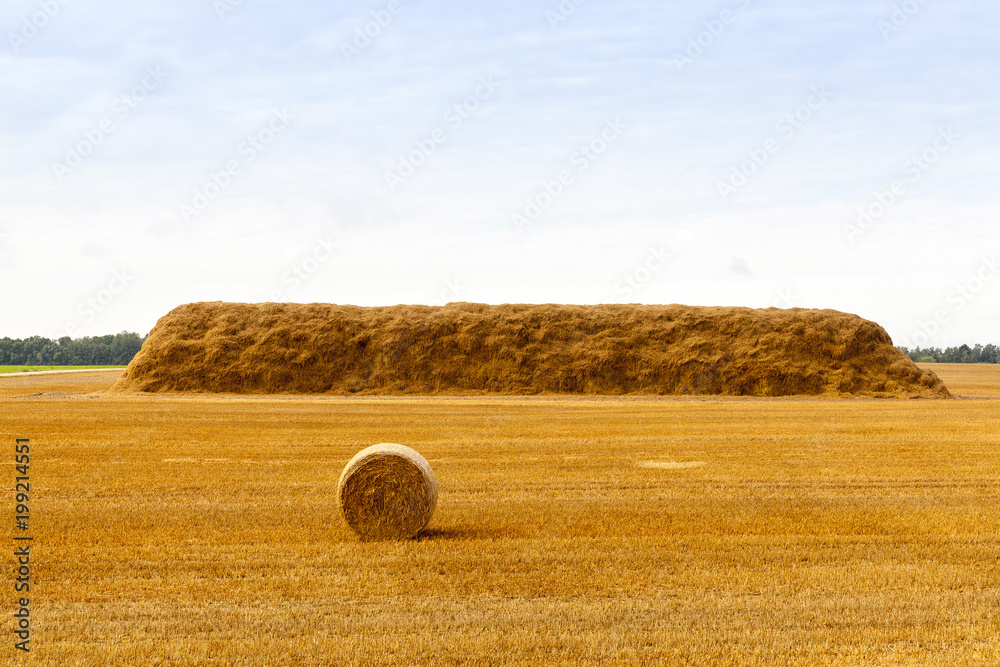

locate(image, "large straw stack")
[[337, 443, 438, 541], [110, 301, 952, 398]]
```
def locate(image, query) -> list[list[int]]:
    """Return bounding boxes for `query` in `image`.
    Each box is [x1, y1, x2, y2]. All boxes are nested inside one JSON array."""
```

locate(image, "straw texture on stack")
[[337, 443, 438, 541], [111, 301, 951, 398]]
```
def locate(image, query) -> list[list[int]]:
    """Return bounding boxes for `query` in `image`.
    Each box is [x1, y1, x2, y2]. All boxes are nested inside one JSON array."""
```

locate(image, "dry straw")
[[110, 301, 952, 398], [337, 443, 438, 541]]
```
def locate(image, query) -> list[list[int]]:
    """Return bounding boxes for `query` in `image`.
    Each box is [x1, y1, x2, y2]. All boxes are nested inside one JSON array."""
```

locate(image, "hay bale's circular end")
[[337, 443, 438, 541]]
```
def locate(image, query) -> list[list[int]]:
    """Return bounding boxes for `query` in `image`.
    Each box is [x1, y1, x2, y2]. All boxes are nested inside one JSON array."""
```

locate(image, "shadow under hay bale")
[[337, 443, 438, 541]]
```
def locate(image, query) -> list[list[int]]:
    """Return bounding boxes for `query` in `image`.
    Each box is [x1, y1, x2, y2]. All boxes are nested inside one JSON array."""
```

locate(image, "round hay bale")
[[337, 443, 438, 540]]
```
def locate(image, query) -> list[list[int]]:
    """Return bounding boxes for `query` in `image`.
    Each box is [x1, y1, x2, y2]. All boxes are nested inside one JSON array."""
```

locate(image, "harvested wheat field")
[[918, 362, 1000, 399], [3, 364, 1000, 666], [111, 302, 949, 398]]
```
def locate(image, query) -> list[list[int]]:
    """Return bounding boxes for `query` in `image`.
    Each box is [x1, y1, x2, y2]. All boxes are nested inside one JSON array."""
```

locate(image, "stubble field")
[[2, 363, 999, 665]]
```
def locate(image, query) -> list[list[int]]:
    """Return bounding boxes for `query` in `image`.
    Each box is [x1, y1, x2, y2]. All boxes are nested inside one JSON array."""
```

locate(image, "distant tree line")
[[899, 344, 999, 364], [1, 332, 994, 366], [0, 332, 145, 366]]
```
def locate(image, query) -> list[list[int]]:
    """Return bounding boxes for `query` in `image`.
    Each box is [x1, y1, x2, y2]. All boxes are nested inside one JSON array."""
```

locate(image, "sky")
[[1, 0, 996, 349]]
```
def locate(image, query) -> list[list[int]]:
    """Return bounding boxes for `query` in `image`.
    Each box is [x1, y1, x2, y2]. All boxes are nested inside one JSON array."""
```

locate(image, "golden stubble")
[[1, 367, 999, 665]]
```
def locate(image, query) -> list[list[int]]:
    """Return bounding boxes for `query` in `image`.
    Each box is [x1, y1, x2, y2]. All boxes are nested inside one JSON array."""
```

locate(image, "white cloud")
[[0, 1, 997, 346]]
